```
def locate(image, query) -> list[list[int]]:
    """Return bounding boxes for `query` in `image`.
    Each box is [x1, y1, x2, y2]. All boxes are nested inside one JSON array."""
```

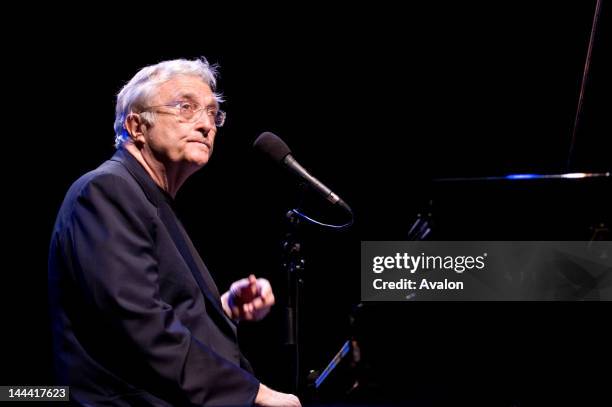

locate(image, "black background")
[[3, 2, 611, 406]]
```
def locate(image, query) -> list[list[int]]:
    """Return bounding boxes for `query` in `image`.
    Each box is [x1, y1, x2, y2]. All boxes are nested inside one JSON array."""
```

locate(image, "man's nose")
[[194, 111, 215, 133]]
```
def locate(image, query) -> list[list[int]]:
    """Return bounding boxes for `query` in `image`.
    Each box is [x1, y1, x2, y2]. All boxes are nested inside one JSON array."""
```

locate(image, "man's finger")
[[251, 297, 264, 310], [263, 292, 275, 306], [247, 275, 258, 297]]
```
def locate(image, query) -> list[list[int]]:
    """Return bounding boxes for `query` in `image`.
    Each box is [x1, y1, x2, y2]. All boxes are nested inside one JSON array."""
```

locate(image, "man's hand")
[[255, 383, 301, 407], [221, 275, 275, 321]]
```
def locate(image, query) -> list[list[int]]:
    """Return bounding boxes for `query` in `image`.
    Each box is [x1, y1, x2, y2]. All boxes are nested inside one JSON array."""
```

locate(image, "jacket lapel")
[[112, 149, 238, 340]]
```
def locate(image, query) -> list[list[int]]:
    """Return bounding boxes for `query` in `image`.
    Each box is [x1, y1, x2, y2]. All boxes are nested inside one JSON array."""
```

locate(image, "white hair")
[[113, 57, 224, 148]]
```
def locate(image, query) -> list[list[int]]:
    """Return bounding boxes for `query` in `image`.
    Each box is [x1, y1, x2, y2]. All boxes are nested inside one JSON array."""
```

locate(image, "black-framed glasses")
[[142, 100, 226, 127]]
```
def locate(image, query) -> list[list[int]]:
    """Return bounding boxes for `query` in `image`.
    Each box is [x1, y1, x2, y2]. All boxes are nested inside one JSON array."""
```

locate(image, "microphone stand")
[[280, 184, 354, 396], [282, 206, 305, 395]]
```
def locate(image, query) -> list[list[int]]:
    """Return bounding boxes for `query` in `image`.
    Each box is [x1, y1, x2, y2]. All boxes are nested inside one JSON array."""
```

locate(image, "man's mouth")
[[189, 140, 210, 149]]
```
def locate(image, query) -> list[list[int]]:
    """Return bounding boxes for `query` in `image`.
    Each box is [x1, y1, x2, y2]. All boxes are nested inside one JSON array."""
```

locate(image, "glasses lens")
[[181, 105, 225, 127], [215, 110, 226, 127], [179, 103, 196, 121]]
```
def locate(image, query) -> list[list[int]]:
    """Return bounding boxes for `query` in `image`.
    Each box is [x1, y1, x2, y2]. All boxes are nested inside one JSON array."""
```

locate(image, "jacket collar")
[[110, 147, 173, 208]]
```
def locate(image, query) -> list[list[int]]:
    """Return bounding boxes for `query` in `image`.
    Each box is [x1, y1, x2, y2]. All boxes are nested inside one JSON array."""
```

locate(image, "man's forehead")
[[172, 90, 215, 104], [156, 76, 216, 104]]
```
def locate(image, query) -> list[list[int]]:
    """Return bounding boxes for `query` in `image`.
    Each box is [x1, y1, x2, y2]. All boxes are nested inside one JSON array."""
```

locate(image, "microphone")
[[253, 132, 352, 214]]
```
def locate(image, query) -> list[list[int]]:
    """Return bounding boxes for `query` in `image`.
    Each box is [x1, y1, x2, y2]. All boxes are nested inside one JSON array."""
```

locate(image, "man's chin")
[[185, 147, 212, 166], [189, 153, 211, 168]]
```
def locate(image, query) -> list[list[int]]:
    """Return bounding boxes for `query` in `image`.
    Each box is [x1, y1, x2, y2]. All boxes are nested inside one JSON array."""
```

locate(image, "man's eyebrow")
[[173, 91, 219, 108]]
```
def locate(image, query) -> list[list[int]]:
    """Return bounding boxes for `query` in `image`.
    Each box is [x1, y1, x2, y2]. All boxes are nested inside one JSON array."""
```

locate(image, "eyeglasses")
[[141, 101, 226, 127]]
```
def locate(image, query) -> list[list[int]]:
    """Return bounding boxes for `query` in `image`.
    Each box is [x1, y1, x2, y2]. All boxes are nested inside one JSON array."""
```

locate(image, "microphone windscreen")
[[253, 132, 291, 163]]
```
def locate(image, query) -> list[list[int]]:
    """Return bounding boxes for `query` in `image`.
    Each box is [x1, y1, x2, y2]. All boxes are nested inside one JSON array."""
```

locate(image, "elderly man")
[[48, 58, 300, 406]]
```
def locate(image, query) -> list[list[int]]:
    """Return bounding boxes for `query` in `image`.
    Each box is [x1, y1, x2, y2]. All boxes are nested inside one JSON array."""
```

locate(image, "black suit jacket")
[[48, 149, 259, 406]]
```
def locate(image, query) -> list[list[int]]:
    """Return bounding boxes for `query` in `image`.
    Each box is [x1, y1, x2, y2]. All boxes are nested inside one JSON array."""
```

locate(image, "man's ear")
[[124, 113, 147, 146]]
